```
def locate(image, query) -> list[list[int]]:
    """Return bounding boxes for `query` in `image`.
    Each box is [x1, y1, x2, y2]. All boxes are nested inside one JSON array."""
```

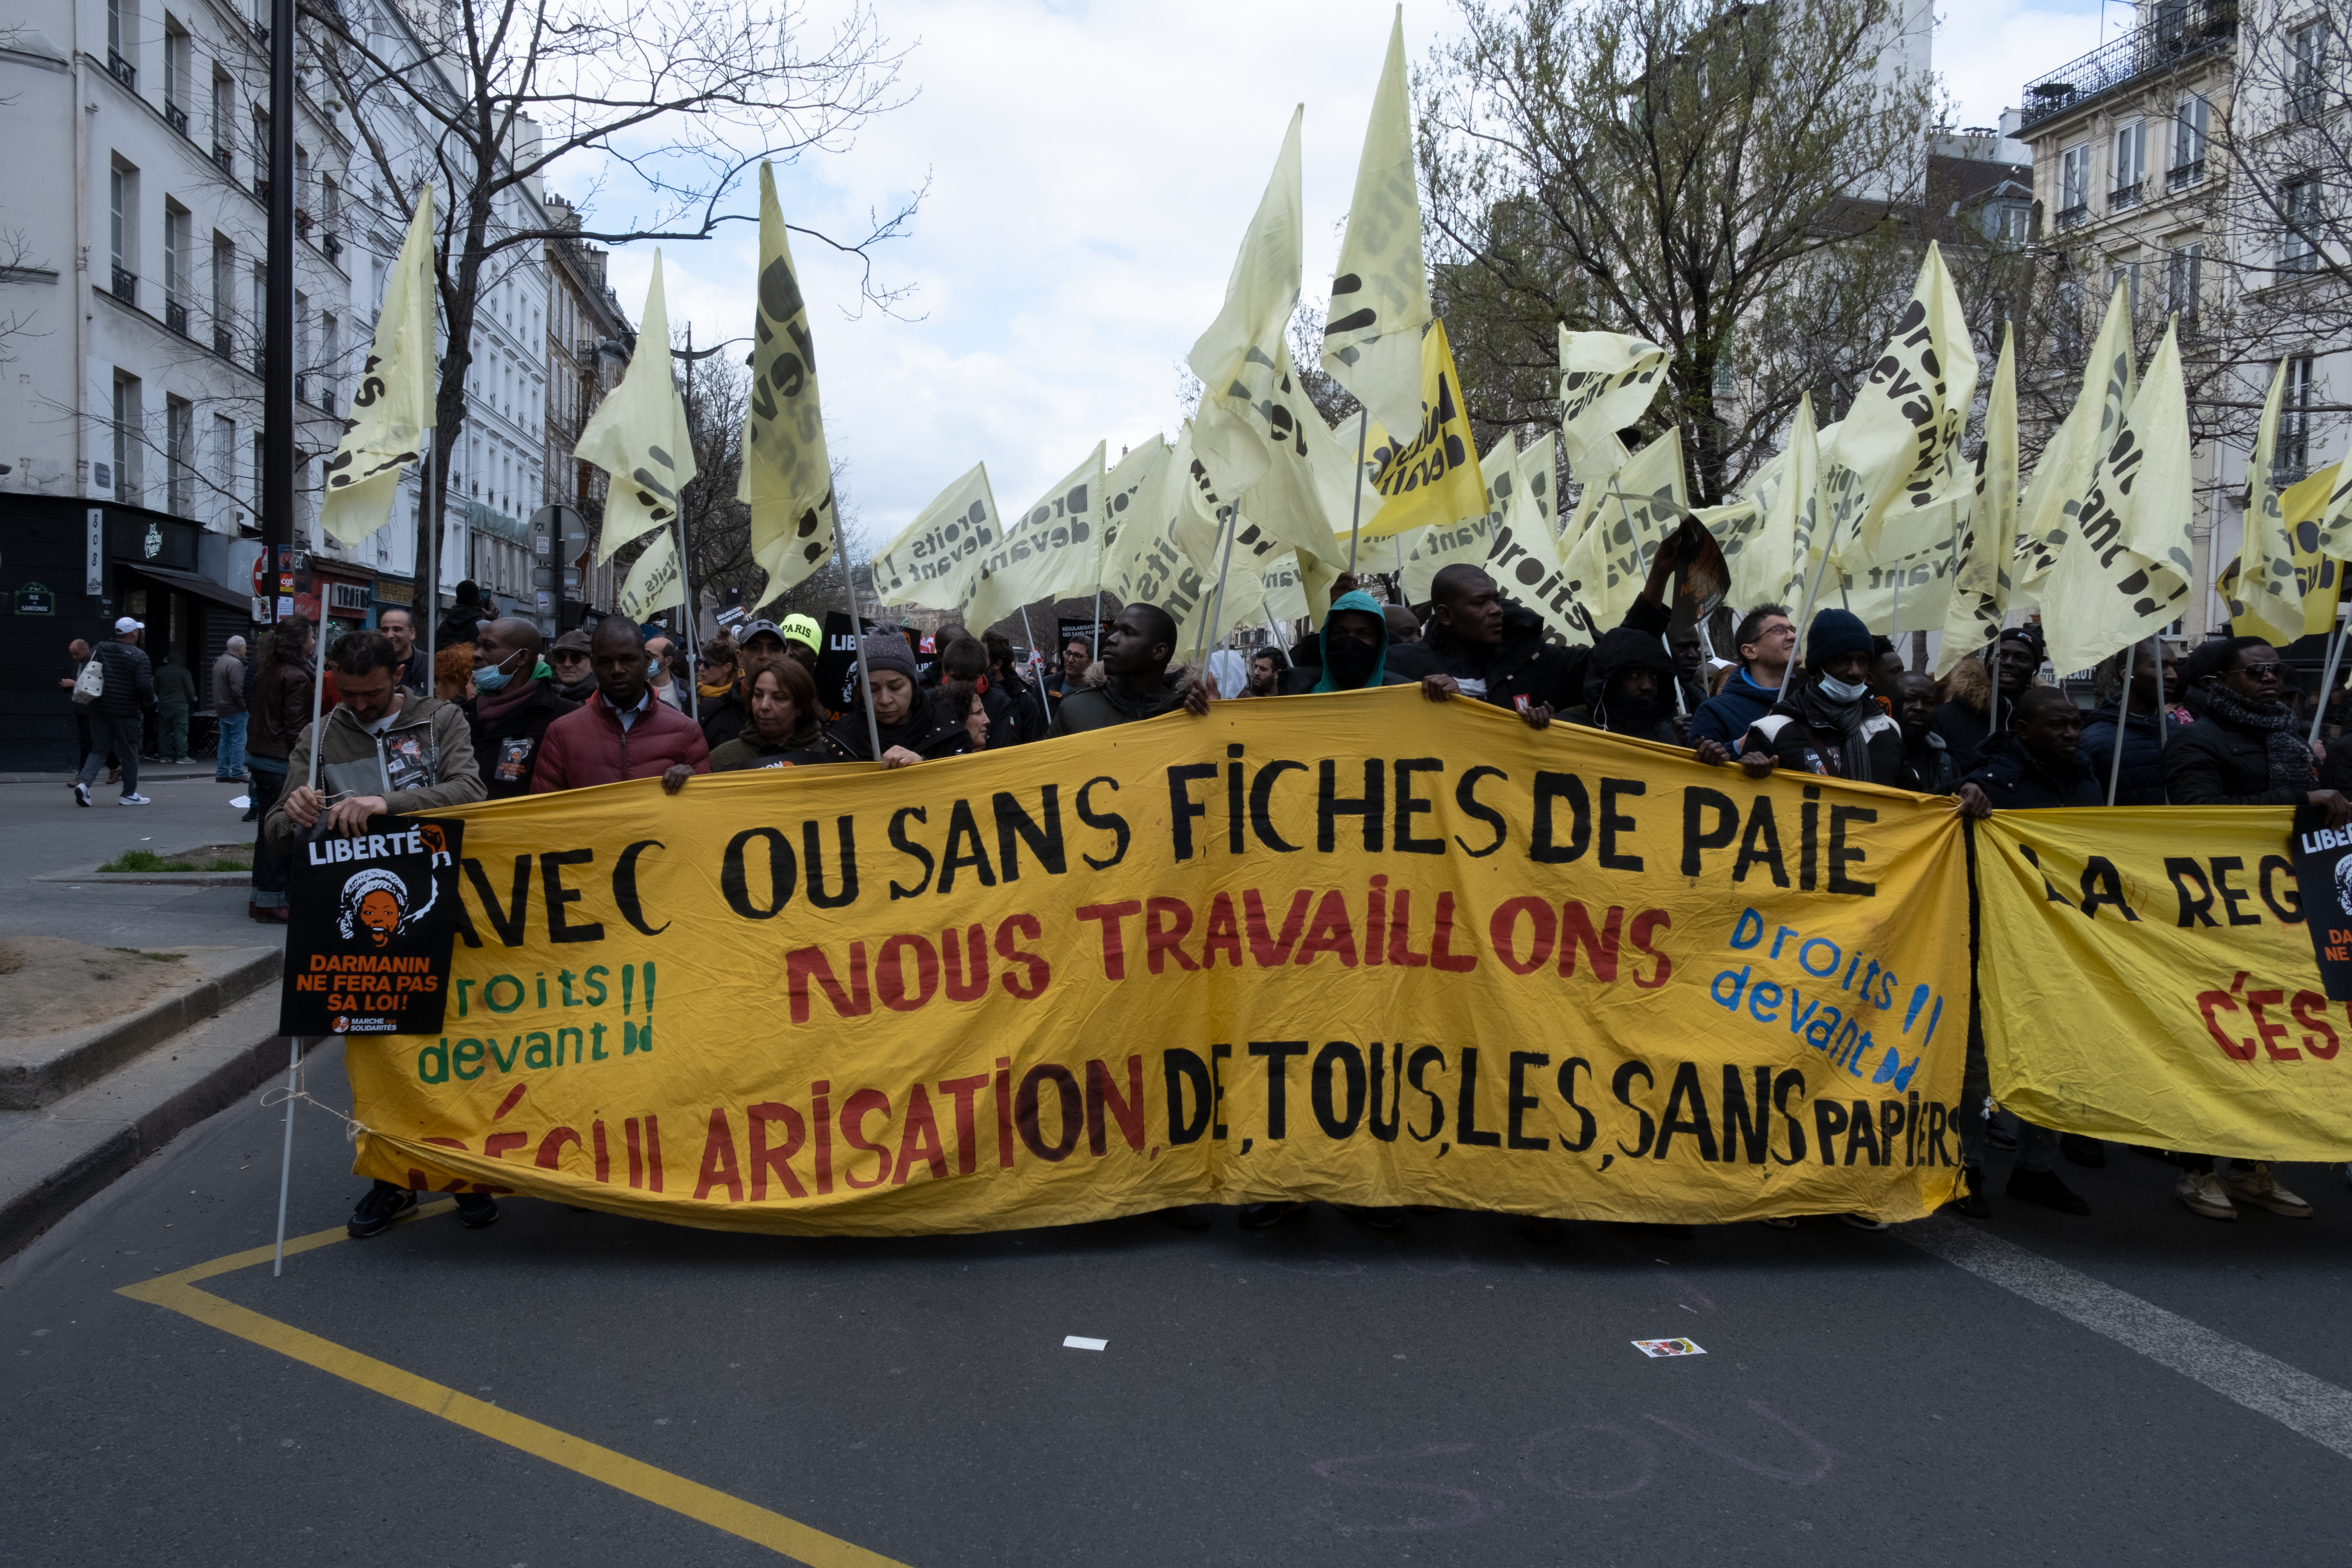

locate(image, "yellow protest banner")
[[1976, 810, 2352, 1161], [346, 692, 1972, 1233]]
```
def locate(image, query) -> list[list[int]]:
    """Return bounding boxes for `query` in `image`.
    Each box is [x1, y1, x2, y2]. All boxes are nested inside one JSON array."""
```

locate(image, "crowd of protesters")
[[203, 541, 2350, 1241]]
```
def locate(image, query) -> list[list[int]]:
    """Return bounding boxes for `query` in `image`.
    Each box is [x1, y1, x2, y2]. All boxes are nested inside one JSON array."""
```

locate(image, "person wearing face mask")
[[1277, 590, 1412, 694], [1696, 608, 1915, 789], [823, 635, 975, 766], [464, 617, 577, 800]]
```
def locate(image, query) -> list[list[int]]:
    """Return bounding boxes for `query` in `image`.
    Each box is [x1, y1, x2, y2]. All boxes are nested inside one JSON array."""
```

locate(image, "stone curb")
[[0, 992, 297, 1261], [0, 946, 282, 1110]]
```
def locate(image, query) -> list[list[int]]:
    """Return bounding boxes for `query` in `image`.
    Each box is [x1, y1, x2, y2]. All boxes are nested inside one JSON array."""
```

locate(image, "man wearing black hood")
[[1698, 608, 1913, 789], [1570, 626, 1682, 743]]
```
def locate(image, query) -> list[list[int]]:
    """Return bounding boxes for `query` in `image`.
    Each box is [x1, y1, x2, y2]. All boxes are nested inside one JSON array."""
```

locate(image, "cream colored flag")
[[1188, 106, 1304, 502], [1937, 324, 2021, 675], [1557, 329, 1671, 484], [1715, 394, 1816, 615], [739, 164, 837, 608], [1097, 438, 1173, 588], [578, 253, 696, 560], [1563, 429, 1687, 626], [1261, 550, 1310, 624], [963, 441, 1107, 629], [1101, 424, 1218, 642], [2013, 282, 2137, 604], [869, 464, 1004, 611], [2040, 320, 2194, 675], [1815, 243, 1978, 573], [320, 186, 436, 544], [2235, 358, 2304, 645], [1321, 8, 1431, 443], [1485, 433, 1595, 642], [614, 529, 684, 619]]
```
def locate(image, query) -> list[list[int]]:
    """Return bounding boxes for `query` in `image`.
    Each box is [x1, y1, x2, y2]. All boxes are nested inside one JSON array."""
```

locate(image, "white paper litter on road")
[[229, 796, 250, 810], [1632, 1338, 1705, 1358], [1063, 1336, 1107, 1352]]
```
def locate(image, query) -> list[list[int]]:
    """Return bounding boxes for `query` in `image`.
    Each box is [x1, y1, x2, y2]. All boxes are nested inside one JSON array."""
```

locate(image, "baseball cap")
[[738, 618, 786, 647], [778, 613, 822, 652], [113, 616, 144, 634]]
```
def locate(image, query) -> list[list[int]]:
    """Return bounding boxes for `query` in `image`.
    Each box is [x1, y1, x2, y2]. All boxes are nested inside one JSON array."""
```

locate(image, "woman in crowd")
[[694, 634, 747, 751], [709, 659, 828, 771], [822, 635, 974, 768], [935, 677, 992, 752]]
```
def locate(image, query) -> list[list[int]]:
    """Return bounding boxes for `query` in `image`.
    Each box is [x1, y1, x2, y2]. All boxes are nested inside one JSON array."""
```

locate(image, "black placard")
[[281, 814, 466, 1036], [812, 611, 896, 713], [2294, 818, 2352, 1001], [1057, 620, 1106, 658]]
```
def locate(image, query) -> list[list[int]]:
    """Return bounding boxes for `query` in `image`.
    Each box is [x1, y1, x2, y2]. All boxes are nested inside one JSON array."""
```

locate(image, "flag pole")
[[2105, 641, 2135, 807], [2310, 604, 2350, 750], [839, 545, 884, 761], [1346, 409, 1369, 574], [422, 443, 437, 690], [270, 1033, 302, 1276], [674, 509, 698, 724], [1199, 500, 1241, 673], [1018, 603, 1055, 734]]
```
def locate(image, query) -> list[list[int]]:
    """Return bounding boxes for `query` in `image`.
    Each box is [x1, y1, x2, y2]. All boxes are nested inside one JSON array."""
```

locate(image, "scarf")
[[2203, 682, 2315, 786], [698, 677, 735, 701], [1779, 670, 1877, 781], [472, 674, 545, 727]]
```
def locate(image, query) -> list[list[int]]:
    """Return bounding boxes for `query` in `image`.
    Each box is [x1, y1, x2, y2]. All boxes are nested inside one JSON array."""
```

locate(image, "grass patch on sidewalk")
[[97, 847, 252, 873]]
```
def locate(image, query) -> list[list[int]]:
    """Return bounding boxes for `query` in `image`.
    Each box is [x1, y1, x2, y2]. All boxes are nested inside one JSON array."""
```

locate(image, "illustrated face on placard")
[[357, 888, 404, 947], [337, 868, 416, 947], [2333, 854, 2352, 918]]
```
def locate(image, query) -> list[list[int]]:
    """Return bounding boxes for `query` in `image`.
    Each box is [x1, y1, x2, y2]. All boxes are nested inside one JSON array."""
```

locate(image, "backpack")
[[72, 654, 104, 708]]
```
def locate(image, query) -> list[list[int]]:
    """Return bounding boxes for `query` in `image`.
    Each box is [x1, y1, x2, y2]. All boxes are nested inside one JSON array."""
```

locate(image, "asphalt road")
[[4, 1033, 2350, 1566], [0, 771, 280, 951]]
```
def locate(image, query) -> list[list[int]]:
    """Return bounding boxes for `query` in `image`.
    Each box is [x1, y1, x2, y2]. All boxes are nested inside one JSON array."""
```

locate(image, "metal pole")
[[1092, 589, 1103, 662], [261, 0, 294, 582], [1793, 513, 1845, 658], [1263, 606, 1292, 665], [2105, 640, 2135, 807], [1346, 409, 1369, 574], [1018, 604, 1055, 734], [423, 444, 437, 688], [2309, 607, 2350, 750], [678, 327, 699, 723], [842, 550, 884, 761], [1891, 569, 1901, 640], [270, 1036, 300, 1277]]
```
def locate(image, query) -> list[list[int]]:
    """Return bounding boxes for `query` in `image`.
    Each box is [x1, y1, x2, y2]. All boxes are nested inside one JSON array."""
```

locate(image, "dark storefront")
[[0, 496, 262, 772]]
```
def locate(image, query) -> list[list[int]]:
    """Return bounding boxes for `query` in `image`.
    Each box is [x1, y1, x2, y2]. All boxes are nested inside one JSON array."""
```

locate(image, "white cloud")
[[1936, 0, 2107, 128]]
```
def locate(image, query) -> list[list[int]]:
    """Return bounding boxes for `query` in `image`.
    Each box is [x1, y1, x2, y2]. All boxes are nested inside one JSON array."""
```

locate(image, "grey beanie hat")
[[859, 634, 920, 684]]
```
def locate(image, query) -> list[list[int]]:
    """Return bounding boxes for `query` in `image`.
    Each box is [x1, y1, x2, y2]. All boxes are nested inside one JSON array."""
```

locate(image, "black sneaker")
[[348, 1181, 418, 1238], [2060, 1133, 2107, 1168], [2006, 1167, 2090, 1215], [1239, 1200, 1306, 1230], [1949, 1165, 1992, 1220], [453, 1192, 501, 1229], [1337, 1204, 1404, 1231]]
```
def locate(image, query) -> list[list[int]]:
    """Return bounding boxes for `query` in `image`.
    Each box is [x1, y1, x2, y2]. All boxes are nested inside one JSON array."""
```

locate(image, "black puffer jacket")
[[1566, 625, 1680, 743], [822, 708, 974, 763], [464, 679, 578, 801], [1388, 595, 1671, 714], [2162, 712, 2314, 807], [85, 639, 155, 722], [2078, 703, 2190, 806], [1965, 732, 2101, 809]]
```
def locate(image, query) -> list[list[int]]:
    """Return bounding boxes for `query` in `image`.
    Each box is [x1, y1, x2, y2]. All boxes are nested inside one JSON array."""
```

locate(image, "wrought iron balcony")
[[2055, 203, 2091, 232], [2168, 159, 2205, 190], [166, 298, 188, 335], [213, 325, 233, 357], [322, 234, 342, 262], [254, 176, 270, 204], [165, 100, 188, 136], [107, 49, 136, 89], [2112, 180, 2145, 211], [2020, 1, 2236, 130], [109, 265, 136, 305], [211, 142, 233, 176]]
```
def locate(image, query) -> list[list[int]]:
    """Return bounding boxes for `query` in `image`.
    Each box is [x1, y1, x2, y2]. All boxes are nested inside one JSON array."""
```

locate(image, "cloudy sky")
[[568, 0, 2119, 551]]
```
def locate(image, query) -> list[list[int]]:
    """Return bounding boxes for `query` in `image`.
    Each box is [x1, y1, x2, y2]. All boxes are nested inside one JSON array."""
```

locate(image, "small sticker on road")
[[1632, 1338, 1705, 1358], [1063, 1335, 1107, 1351]]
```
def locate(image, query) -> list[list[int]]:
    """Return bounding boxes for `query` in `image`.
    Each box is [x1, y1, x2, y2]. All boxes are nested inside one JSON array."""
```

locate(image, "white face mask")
[[1817, 673, 1872, 704]]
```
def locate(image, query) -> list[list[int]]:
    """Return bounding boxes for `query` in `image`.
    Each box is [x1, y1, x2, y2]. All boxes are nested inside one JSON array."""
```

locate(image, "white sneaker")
[[2177, 1170, 2237, 1220], [72, 781, 90, 807], [118, 793, 151, 805], [2221, 1162, 2314, 1218]]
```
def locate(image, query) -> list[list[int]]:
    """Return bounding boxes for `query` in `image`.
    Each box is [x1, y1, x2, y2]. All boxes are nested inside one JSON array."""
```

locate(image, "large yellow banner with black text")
[[347, 692, 1980, 1231]]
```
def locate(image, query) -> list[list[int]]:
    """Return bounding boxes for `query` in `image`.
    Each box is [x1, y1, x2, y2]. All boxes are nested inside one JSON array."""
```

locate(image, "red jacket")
[[531, 689, 710, 792]]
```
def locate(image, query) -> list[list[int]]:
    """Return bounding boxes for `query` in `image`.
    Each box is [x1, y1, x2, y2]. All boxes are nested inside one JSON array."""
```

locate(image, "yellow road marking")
[[118, 1208, 912, 1568]]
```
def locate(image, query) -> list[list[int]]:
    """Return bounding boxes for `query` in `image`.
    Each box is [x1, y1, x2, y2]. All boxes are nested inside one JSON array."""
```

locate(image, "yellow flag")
[[2041, 319, 2194, 676], [1715, 395, 1816, 615], [1937, 325, 2020, 675], [2220, 464, 2346, 637], [2315, 449, 2352, 561], [614, 528, 684, 619], [1188, 106, 1303, 503], [1562, 428, 1687, 625], [2013, 282, 2136, 605], [739, 164, 837, 609], [1358, 320, 1488, 541], [963, 441, 1107, 630], [870, 464, 1004, 611], [577, 253, 695, 560], [2234, 359, 2304, 645], [1815, 243, 1978, 571], [1320, 7, 1431, 443], [320, 186, 436, 544], [1557, 329, 1670, 484]]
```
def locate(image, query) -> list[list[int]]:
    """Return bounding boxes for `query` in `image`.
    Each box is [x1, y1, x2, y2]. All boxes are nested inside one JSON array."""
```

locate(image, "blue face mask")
[[473, 651, 521, 693]]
